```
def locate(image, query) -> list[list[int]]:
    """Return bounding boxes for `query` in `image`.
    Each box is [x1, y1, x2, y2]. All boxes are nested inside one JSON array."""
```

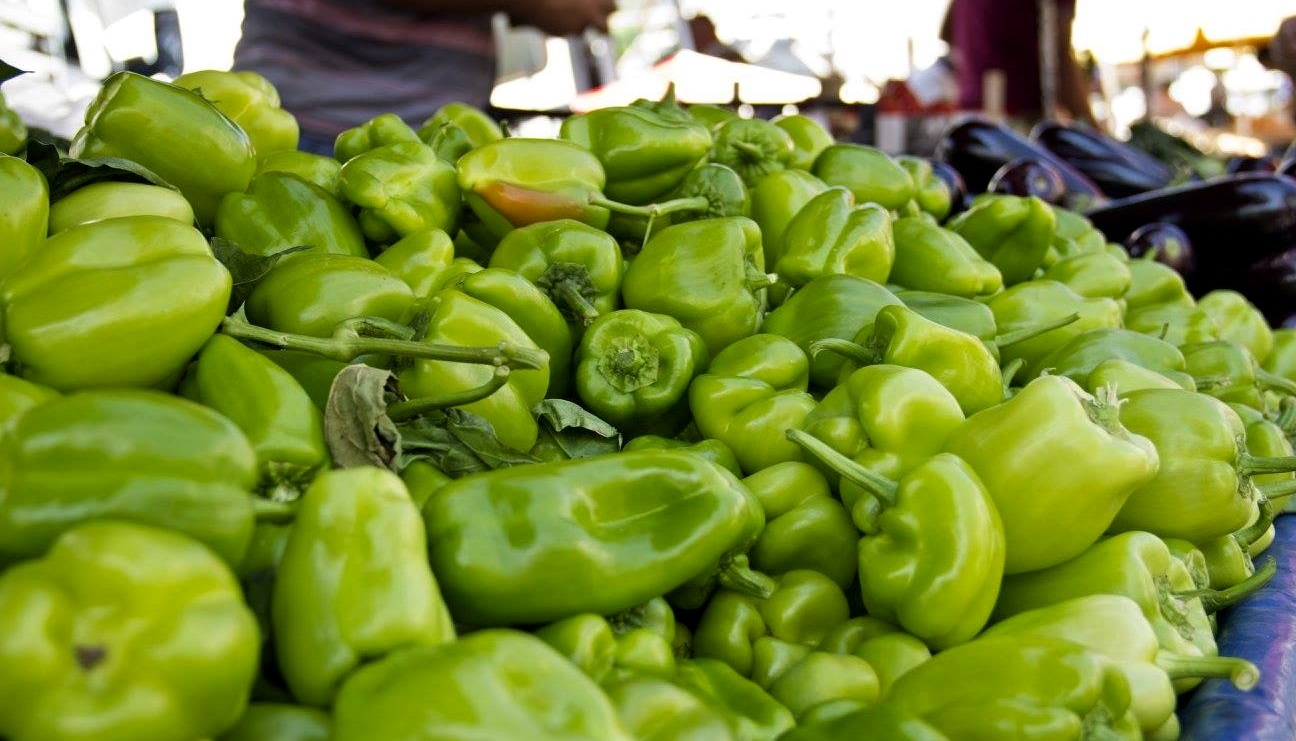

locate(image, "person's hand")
[[509, 0, 616, 36]]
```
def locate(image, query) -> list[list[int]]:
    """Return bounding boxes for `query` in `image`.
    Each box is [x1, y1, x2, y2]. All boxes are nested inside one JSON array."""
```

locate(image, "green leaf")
[[22, 139, 61, 183], [529, 399, 621, 461], [23, 126, 70, 153], [322, 364, 403, 470], [0, 60, 28, 86], [399, 408, 538, 477], [211, 239, 310, 314], [46, 156, 177, 202]]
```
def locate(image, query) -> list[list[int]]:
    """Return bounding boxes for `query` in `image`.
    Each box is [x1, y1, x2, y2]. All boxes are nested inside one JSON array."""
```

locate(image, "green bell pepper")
[[889, 215, 1002, 297], [333, 112, 420, 163], [562, 105, 713, 204], [749, 168, 829, 267], [244, 252, 414, 337], [886, 635, 1142, 740], [672, 658, 797, 741], [2, 215, 230, 390], [1048, 204, 1107, 261], [763, 648, 881, 720], [423, 450, 767, 625], [688, 333, 817, 473], [1041, 251, 1132, 301], [622, 436, 744, 476], [742, 461, 858, 589], [257, 150, 343, 198], [536, 609, 678, 684], [0, 389, 273, 566], [1125, 259, 1194, 310], [1086, 359, 1190, 396], [896, 156, 953, 221], [812, 143, 915, 210], [779, 704, 948, 741], [605, 675, 737, 741], [791, 432, 1005, 649], [216, 170, 367, 257], [70, 71, 257, 226], [987, 279, 1123, 373], [775, 187, 894, 288], [710, 117, 793, 186], [623, 216, 769, 354], [398, 287, 549, 452], [417, 102, 502, 153], [773, 114, 833, 171], [1034, 328, 1195, 389], [1125, 300, 1221, 347], [0, 521, 259, 741], [0, 154, 48, 280], [1184, 340, 1296, 409], [489, 218, 625, 328], [850, 633, 933, 699], [333, 631, 633, 741], [339, 141, 461, 243], [1263, 327, 1296, 381], [1232, 402, 1296, 488], [983, 594, 1258, 733], [761, 274, 904, 388], [218, 704, 331, 741], [946, 194, 1055, 285], [575, 308, 708, 433], [273, 467, 455, 706], [694, 569, 851, 677], [48, 181, 194, 234], [255, 349, 349, 411], [372, 227, 455, 301], [944, 375, 1160, 574], [181, 334, 329, 501], [0, 372, 57, 431], [174, 69, 299, 160], [1110, 388, 1296, 543], [0, 90, 26, 154], [1198, 289, 1273, 362]]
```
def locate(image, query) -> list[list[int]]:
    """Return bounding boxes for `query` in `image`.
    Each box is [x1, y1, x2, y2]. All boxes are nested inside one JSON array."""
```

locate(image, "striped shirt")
[[233, 0, 497, 140]]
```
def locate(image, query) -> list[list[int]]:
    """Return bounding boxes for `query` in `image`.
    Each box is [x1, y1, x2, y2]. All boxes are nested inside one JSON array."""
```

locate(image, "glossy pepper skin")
[[1182, 340, 1296, 409], [711, 117, 793, 186], [896, 155, 953, 221], [987, 279, 1123, 374], [339, 141, 461, 243], [49, 181, 195, 235], [0, 90, 26, 154], [561, 105, 713, 204], [944, 376, 1160, 574], [750, 169, 829, 267], [813, 144, 915, 210], [1124, 258, 1194, 310], [671, 658, 797, 741], [1086, 359, 1189, 396], [258, 150, 343, 198], [575, 309, 707, 433], [1125, 300, 1221, 348], [889, 215, 1003, 297], [373, 227, 455, 301], [0, 373, 57, 429], [489, 218, 625, 328], [0, 521, 260, 741], [743, 462, 858, 589], [1033, 328, 1194, 390], [332, 112, 420, 163], [2, 215, 231, 391], [536, 609, 679, 684], [1199, 292, 1274, 362], [399, 288, 549, 452], [886, 636, 1141, 741], [761, 274, 903, 388], [1041, 251, 1132, 300], [689, 334, 817, 474], [173, 69, 299, 160], [623, 436, 744, 476], [762, 647, 881, 720], [792, 432, 1004, 649], [216, 171, 366, 257], [423, 450, 765, 626], [255, 349, 348, 411], [605, 675, 738, 741], [946, 194, 1056, 285], [778, 704, 949, 741], [273, 468, 455, 706], [1110, 388, 1288, 543], [218, 704, 331, 741], [417, 102, 502, 150], [1262, 327, 1296, 380], [70, 72, 257, 226], [0, 155, 49, 280], [244, 252, 414, 338], [623, 216, 769, 354], [182, 335, 329, 501], [776, 187, 894, 288], [333, 631, 634, 741], [773, 114, 834, 171], [0, 390, 261, 565]]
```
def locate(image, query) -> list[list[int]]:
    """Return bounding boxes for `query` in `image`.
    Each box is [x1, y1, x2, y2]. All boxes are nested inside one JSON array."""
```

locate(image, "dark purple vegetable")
[[1030, 120, 1178, 198], [1242, 246, 1296, 325], [935, 117, 1105, 209], [1226, 156, 1279, 175], [1085, 174, 1296, 273], [1178, 518, 1296, 741], [987, 157, 1067, 204], [1125, 223, 1196, 276], [928, 160, 969, 219]]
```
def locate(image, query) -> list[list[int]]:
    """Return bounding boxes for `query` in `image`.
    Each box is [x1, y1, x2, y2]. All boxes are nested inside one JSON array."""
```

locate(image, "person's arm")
[[367, 0, 616, 35]]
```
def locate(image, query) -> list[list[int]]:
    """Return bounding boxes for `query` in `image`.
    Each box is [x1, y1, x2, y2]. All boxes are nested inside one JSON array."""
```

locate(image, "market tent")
[[1073, 0, 1294, 63]]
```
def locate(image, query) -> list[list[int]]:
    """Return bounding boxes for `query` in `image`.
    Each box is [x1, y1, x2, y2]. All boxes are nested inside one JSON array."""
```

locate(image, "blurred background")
[[2, 0, 1295, 155]]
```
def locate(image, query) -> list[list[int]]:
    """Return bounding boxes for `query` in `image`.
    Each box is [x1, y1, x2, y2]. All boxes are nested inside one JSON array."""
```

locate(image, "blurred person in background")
[[943, 0, 1095, 126], [234, 0, 616, 153]]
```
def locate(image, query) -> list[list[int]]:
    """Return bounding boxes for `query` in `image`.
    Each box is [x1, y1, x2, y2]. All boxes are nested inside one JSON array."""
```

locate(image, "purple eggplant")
[[1243, 246, 1296, 325], [1086, 174, 1296, 273], [935, 117, 1105, 209], [987, 157, 1067, 204], [1031, 120, 1178, 198], [1226, 155, 1279, 175], [1125, 222, 1196, 276], [928, 160, 969, 219]]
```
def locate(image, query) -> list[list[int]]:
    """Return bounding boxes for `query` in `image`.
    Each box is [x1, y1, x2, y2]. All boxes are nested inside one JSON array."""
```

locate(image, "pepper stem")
[[386, 367, 511, 422], [717, 554, 777, 600], [1258, 478, 1296, 501], [221, 316, 548, 371], [1236, 497, 1277, 549], [251, 497, 296, 524], [786, 429, 899, 508], [1001, 357, 1026, 391], [1257, 368, 1296, 397], [746, 272, 778, 291], [1239, 453, 1296, 477], [993, 312, 1081, 349], [809, 338, 881, 368], [1155, 652, 1260, 691], [554, 282, 602, 327], [1175, 556, 1277, 613], [589, 194, 710, 220], [1275, 397, 1296, 434]]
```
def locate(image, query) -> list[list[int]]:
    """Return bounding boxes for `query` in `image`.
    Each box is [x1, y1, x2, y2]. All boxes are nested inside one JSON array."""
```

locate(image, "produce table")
[[1180, 516, 1296, 740]]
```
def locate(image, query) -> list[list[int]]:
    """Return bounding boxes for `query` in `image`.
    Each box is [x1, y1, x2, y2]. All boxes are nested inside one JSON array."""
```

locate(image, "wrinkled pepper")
[[775, 187, 894, 288], [561, 104, 713, 204], [1033, 328, 1194, 390], [215, 170, 367, 257], [711, 117, 793, 186], [1183, 340, 1296, 410], [489, 218, 624, 327], [742, 461, 858, 589], [605, 675, 738, 741], [750, 168, 829, 267], [218, 703, 331, 741], [339, 141, 461, 243], [333, 112, 420, 163], [1041, 250, 1132, 301], [889, 215, 1003, 298], [372, 227, 455, 301], [947, 194, 1055, 285], [257, 150, 343, 198], [671, 658, 797, 741], [987, 279, 1123, 373], [1198, 289, 1274, 363], [778, 704, 948, 741], [773, 114, 833, 171], [897, 156, 953, 221], [173, 69, 299, 160]]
